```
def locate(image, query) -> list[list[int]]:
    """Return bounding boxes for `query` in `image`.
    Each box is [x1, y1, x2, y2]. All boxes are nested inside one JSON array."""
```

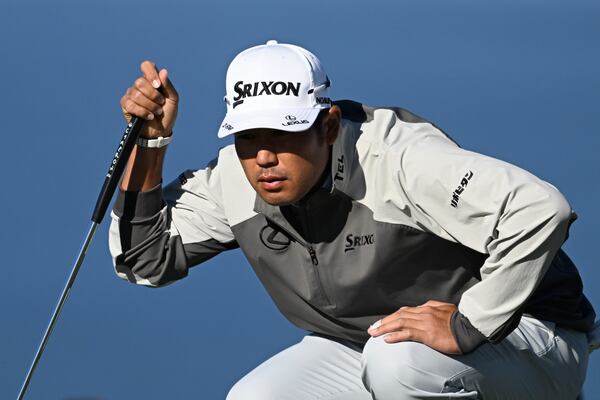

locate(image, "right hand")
[[120, 61, 179, 139]]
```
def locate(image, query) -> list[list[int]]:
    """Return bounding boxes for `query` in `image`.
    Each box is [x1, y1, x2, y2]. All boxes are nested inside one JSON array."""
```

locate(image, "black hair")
[[311, 108, 331, 143]]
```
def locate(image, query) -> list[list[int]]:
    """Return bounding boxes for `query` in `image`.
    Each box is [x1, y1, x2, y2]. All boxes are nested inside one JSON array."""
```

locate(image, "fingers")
[[128, 84, 164, 114], [120, 93, 156, 121], [367, 302, 460, 353], [367, 315, 427, 344], [140, 60, 161, 89], [369, 314, 423, 337], [368, 301, 455, 337], [382, 328, 427, 343], [134, 76, 165, 105], [158, 68, 179, 100], [140, 61, 178, 100], [120, 61, 168, 121], [377, 306, 427, 327]]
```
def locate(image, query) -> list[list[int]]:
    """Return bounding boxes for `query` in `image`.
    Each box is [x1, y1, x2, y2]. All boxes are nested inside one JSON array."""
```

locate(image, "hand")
[[120, 60, 179, 139], [367, 300, 461, 354]]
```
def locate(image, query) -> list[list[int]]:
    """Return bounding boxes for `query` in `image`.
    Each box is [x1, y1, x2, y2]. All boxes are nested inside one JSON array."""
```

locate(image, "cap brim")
[[217, 107, 322, 138]]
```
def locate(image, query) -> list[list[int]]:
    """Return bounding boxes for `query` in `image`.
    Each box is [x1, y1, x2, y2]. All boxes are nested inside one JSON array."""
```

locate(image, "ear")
[[324, 105, 341, 145]]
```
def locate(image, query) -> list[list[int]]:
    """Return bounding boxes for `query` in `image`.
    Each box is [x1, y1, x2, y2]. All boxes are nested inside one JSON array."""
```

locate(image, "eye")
[[236, 132, 256, 141]]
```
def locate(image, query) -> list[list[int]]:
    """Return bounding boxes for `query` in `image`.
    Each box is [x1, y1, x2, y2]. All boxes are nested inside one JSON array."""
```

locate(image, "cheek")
[[238, 159, 258, 186], [281, 151, 326, 187], [234, 140, 257, 161]]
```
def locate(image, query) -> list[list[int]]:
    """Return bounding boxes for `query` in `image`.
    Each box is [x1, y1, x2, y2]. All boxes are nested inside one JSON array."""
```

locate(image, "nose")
[[256, 148, 278, 168]]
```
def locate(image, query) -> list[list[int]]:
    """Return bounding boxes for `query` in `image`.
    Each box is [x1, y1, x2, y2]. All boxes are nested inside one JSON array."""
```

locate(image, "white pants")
[[226, 316, 589, 399]]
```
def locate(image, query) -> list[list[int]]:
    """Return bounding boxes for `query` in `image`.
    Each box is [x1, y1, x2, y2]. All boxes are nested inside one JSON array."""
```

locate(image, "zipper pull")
[[308, 247, 319, 266]]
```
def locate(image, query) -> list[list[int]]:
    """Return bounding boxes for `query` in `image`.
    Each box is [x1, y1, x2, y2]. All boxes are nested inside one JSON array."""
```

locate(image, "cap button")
[[266, 40, 278, 45]]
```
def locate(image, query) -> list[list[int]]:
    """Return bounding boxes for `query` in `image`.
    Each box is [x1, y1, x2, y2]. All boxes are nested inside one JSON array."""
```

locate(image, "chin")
[[258, 190, 298, 206]]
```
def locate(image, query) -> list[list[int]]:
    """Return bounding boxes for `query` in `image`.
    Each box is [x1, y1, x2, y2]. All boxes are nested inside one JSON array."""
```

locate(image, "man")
[[112, 40, 596, 399]]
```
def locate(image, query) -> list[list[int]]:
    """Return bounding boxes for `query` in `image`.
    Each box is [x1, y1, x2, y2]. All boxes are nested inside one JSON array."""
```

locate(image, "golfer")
[[112, 40, 596, 399]]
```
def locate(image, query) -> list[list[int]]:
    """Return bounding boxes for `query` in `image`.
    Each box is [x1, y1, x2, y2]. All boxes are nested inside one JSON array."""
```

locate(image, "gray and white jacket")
[[109, 100, 595, 353]]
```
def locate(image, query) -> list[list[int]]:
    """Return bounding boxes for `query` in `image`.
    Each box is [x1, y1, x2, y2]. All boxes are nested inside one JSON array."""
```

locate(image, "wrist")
[[136, 134, 172, 148], [138, 130, 173, 139]]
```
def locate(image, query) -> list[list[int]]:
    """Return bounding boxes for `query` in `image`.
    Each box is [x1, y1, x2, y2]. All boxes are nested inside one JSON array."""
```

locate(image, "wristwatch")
[[136, 135, 172, 148]]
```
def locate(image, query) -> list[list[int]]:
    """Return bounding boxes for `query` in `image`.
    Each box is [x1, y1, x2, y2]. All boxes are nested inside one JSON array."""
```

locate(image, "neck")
[[295, 146, 333, 206]]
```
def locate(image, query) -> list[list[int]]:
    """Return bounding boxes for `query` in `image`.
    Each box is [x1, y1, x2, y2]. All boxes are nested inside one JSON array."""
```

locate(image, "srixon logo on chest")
[[233, 81, 301, 108], [345, 233, 375, 252]]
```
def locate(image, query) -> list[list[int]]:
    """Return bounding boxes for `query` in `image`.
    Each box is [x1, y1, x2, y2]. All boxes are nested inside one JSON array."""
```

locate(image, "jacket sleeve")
[[398, 129, 573, 353], [108, 157, 238, 288]]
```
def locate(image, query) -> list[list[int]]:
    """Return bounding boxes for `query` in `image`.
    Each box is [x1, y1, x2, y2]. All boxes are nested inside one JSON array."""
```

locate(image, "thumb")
[[159, 68, 178, 101]]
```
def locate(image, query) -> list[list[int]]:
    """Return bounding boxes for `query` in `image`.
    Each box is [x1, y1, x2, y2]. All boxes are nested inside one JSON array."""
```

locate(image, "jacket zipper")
[[270, 222, 319, 266], [308, 247, 319, 266], [265, 215, 331, 305], [298, 206, 332, 305]]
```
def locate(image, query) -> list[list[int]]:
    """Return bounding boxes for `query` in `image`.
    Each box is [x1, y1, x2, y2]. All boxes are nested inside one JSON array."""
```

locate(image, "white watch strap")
[[136, 135, 172, 148]]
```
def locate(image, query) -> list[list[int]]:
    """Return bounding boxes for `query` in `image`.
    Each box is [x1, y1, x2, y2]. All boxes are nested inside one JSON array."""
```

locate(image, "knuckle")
[[132, 90, 143, 101], [150, 90, 163, 101], [134, 77, 145, 89]]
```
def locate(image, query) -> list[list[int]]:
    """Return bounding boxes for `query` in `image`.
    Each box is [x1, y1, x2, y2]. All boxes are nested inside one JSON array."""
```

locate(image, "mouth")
[[258, 175, 286, 191]]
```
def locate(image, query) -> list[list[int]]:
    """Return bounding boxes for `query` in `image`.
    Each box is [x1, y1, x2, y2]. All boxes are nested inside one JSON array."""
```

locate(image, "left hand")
[[367, 300, 461, 354]]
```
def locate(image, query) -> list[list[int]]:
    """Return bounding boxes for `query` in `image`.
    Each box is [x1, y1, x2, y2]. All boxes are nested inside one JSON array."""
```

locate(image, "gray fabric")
[[114, 183, 164, 220], [227, 317, 589, 400], [109, 100, 595, 348], [450, 311, 487, 354], [113, 184, 238, 286], [232, 189, 486, 345]]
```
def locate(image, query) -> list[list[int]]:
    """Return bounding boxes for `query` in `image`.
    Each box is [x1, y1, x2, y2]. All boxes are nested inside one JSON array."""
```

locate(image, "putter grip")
[[91, 116, 145, 223]]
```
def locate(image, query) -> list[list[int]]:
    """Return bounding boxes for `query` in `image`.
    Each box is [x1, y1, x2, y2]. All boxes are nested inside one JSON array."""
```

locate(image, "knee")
[[361, 336, 448, 398], [226, 374, 271, 400], [225, 378, 246, 400]]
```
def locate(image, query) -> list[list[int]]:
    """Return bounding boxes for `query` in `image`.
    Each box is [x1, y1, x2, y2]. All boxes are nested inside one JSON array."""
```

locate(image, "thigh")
[[456, 316, 589, 399], [361, 316, 589, 400], [227, 334, 372, 400]]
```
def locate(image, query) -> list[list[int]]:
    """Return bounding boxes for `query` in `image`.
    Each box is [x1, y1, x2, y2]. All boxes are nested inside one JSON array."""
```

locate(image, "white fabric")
[[227, 317, 589, 400], [218, 40, 331, 137], [333, 109, 574, 338]]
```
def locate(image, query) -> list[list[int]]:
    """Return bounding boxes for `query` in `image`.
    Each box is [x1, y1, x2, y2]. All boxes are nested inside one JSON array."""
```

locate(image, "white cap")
[[218, 40, 332, 138]]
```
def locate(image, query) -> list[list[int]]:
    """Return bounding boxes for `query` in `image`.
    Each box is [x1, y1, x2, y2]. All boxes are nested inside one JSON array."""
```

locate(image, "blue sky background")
[[1, 0, 598, 398]]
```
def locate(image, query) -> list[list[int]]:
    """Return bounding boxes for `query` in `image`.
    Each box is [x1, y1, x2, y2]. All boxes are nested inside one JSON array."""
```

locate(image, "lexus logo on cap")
[[282, 115, 309, 127]]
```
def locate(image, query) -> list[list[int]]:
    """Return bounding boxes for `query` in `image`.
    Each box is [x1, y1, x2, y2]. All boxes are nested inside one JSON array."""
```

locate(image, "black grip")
[[91, 116, 145, 223]]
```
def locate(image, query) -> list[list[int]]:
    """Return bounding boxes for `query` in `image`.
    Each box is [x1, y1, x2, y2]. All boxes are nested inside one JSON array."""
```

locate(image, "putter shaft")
[[18, 222, 99, 400]]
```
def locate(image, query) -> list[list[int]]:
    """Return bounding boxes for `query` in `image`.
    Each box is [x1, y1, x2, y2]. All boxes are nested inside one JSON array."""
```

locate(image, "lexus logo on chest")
[[260, 225, 292, 251]]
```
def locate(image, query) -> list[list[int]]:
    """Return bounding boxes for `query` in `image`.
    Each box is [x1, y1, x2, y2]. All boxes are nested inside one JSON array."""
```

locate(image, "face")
[[235, 108, 339, 206]]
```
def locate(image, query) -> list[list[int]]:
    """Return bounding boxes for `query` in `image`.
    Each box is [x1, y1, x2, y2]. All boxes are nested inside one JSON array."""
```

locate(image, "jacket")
[[109, 100, 595, 353]]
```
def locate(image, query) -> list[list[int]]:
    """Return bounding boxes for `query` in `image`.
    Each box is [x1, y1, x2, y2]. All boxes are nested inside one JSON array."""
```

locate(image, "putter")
[[17, 116, 145, 400]]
